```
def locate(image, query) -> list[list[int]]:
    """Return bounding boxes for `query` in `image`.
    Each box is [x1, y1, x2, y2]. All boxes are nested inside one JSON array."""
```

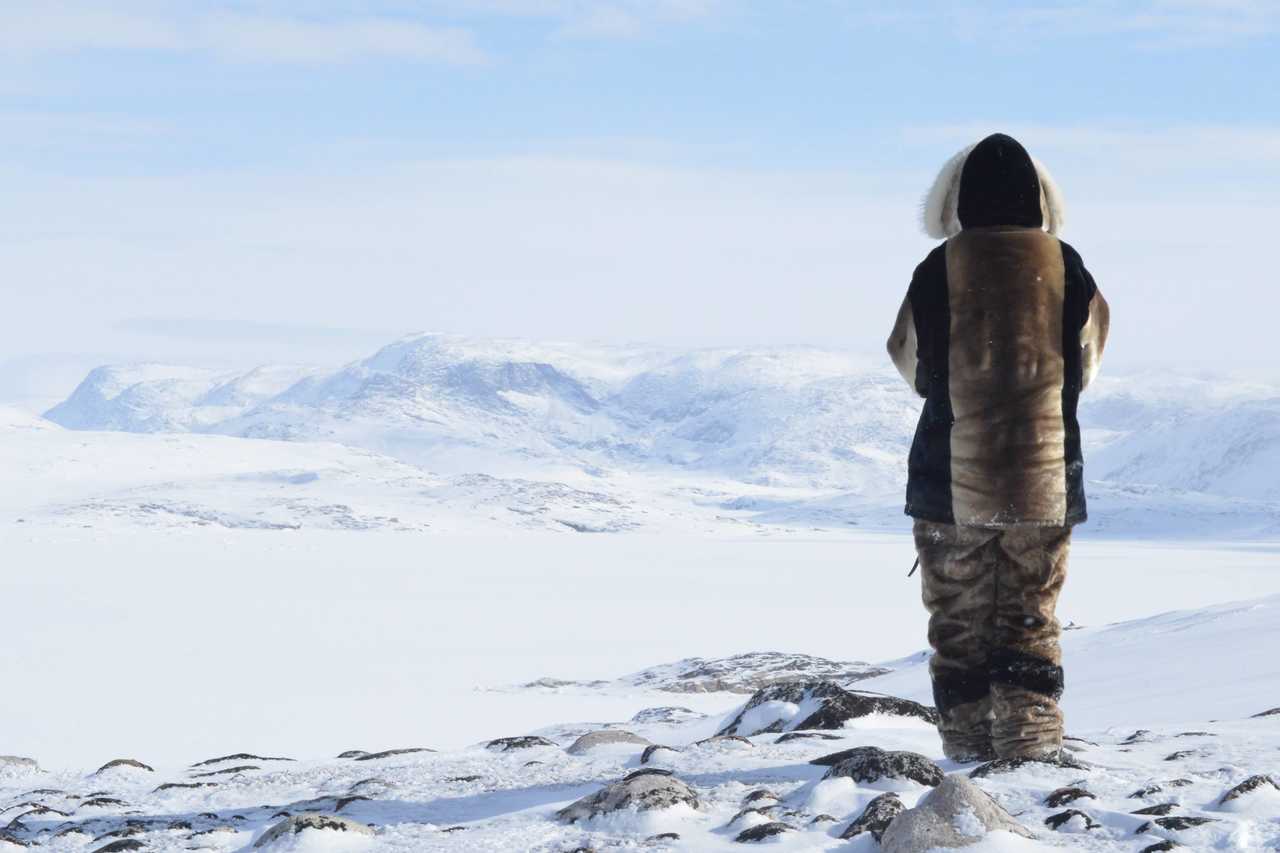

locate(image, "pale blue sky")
[[2, 1, 1278, 402]]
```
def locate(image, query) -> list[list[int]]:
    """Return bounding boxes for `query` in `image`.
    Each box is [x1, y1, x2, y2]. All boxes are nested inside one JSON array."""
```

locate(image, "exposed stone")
[[253, 814, 374, 847], [815, 746, 943, 787], [694, 735, 753, 748], [1044, 786, 1095, 808], [192, 764, 259, 777], [485, 736, 556, 752], [566, 730, 650, 755], [630, 707, 704, 725], [353, 747, 434, 761], [556, 770, 699, 823], [627, 652, 890, 694], [969, 752, 1087, 779], [742, 789, 779, 805], [733, 821, 792, 842], [718, 681, 937, 737], [1219, 774, 1280, 805], [335, 796, 371, 812], [153, 782, 217, 792], [1134, 816, 1218, 833], [1250, 707, 1280, 718], [1163, 750, 1199, 761], [1044, 809, 1099, 831], [337, 750, 369, 759], [447, 775, 482, 783], [191, 753, 294, 767], [880, 775, 1033, 853], [93, 759, 153, 775], [640, 745, 680, 765], [90, 842, 145, 853], [840, 792, 904, 841], [78, 797, 129, 809], [775, 731, 842, 744], [91, 826, 144, 843], [647, 832, 680, 842], [1140, 843, 1180, 852], [1123, 730, 1154, 744], [1132, 803, 1178, 816]]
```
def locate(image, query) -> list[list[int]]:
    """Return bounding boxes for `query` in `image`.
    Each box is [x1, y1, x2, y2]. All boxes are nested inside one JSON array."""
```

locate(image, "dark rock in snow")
[[91, 826, 145, 843], [556, 770, 698, 823], [969, 752, 1087, 778], [1135, 816, 1218, 833], [78, 797, 129, 809], [627, 652, 889, 694], [742, 789, 779, 805], [447, 775, 482, 783], [809, 814, 838, 824], [1163, 750, 1199, 761], [1123, 729, 1154, 744], [729, 806, 777, 825], [336, 750, 369, 759], [1140, 842, 1181, 852], [191, 753, 293, 767], [90, 841, 145, 853], [733, 821, 792, 842], [566, 730, 650, 754], [1044, 809, 1100, 831], [818, 746, 943, 787], [641, 745, 679, 765], [353, 747, 435, 761], [1044, 786, 1095, 807], [253, 813, 373, 847], [717, 680, 937, 736], [1250, 707, 1280, 718], [1132, 802, 1178, 816], [334, 795, 370, 811], [1219, 774, 1280, 805], [775, 731, 842, 744], [1130, 784, 1164, 798], [647, 831, 680, 841], [630, 707, 703, 724], [840, 791, 904, 841], [485, 736, 556, 752], [191, 764, 260, 777], [93, 759, 153, 775], [153, 781, 217, 792]]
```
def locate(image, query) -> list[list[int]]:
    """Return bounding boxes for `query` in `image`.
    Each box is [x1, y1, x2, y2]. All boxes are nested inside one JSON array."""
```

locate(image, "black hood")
[[957, 133, 1043, 230]]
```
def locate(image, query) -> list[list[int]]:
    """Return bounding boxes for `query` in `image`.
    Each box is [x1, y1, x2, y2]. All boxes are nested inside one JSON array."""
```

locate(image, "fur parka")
[[889, 134, 1110, 528]]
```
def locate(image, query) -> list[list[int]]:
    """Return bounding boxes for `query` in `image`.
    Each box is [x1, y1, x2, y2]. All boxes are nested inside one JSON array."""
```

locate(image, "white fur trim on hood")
[[920, 144, 1066, 240]]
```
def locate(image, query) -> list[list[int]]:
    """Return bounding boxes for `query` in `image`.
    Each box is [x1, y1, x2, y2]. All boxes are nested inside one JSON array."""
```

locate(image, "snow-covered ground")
[[2, 528, 1279, 850]]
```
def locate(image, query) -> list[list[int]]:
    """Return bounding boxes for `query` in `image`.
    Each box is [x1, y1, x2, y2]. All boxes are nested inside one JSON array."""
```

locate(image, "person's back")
[[888, 133, 1109, 763]]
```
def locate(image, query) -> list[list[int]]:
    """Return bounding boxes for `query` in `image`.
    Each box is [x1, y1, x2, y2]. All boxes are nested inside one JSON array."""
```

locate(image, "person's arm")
[[888, 248, 944, 397], [1080, 286, 1110, 390], [887, 295, 924, 396]]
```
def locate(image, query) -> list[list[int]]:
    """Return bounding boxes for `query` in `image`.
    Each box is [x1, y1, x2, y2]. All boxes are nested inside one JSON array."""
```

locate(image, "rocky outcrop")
[[566, 731, 650, 755], [92, 759, 153, 775], [717, 681, 937, 736], [485, 736, 556, 752], [556, 769, 699, 823], [253, 813, 373, 848], [880, 775, 1033, 853], [733, 821, 792, 842], [1218, 774, 1279, 806], [840, 792, 904, 841], [816, 747, 943, 787]]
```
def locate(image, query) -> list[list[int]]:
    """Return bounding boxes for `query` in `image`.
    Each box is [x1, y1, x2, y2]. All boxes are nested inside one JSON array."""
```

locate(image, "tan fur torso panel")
[[945, 228, 1068, 526]]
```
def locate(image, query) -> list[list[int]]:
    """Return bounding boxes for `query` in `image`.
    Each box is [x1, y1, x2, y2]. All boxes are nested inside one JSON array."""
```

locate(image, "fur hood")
[[921, 136, 1066, 240]]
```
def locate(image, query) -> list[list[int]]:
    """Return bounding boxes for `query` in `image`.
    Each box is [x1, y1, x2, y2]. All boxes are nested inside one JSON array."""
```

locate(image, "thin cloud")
[[0, 2, 488, 65]]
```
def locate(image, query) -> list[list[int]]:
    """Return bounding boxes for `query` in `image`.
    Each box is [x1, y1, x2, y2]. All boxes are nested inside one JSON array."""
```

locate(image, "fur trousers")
[[914, 520, 1071, 761]]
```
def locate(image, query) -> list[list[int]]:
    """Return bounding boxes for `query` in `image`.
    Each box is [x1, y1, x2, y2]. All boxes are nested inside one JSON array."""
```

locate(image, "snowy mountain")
[[36, 333, 1280, 538]]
